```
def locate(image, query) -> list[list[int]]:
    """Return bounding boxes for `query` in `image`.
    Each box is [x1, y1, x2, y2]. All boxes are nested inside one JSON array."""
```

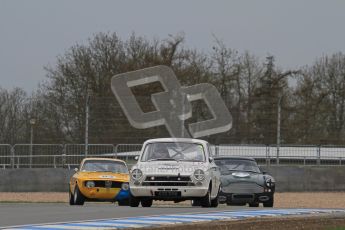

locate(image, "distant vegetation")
[[1, 32, 345, 145]]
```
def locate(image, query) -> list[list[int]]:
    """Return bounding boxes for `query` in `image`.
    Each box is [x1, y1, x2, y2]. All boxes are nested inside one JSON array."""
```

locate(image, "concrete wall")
[[1, 166, 345, 192], [0, 169, 74, 192], [261, 166, 345, 192]]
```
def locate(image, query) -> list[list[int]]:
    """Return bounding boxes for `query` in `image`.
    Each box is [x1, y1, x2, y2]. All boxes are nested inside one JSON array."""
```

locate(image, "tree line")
[[1, 32, 345, 145]]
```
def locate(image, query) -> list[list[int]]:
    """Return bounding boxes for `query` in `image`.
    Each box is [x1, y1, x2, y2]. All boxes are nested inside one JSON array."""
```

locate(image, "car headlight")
[[85, 181, 95, 188], [121, 182, 129, 190], [131, 169, 143, 180], [265, 178, 275, 188], [194, 169, 205, 181]]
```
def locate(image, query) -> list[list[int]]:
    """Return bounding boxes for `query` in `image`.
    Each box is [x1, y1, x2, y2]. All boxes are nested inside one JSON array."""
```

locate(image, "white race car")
[[129, 138, 221, 207]]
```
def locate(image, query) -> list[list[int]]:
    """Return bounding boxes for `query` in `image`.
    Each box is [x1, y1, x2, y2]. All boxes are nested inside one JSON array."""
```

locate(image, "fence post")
[[112, 144, 117, 158], [10, 145, 15, 169], [62, 144, 67, 155], [17, 155, 20, 168], [114, 145, 118, 159], [62, 154, 67, 168], [53, 156, 56, 168], [266, 145, 270, 167], [317, 145, 321, 166], [215, 145, 219, 157]]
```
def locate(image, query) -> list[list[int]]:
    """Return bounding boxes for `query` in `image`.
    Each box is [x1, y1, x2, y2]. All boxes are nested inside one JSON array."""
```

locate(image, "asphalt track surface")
[[1, 203, 345, 229], [0, 203, 256, 227]]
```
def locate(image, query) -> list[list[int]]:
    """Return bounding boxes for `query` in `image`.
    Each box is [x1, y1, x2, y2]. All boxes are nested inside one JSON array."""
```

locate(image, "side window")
[[208, 144, 215, 157]]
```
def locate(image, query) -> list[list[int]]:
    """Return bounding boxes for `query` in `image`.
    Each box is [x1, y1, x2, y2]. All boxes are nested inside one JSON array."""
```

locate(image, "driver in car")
[[151, 145, 170, 160]]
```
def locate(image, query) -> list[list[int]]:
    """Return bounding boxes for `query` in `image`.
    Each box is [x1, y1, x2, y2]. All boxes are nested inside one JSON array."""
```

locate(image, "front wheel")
[[263, 195, 274, 207], [73, 185, 85, 205], [69, 187, 74, 205], [191, 199, 201, 206], [249, 202, 259, 207], [129, 193, 140, 207], [141, 199, 153, 207], [200, 189, 212, 207], [210, 186, 220, 207], [118, 199, 129, 206]]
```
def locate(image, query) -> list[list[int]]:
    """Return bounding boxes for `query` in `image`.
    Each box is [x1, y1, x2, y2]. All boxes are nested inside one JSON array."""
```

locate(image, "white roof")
[[143, 138, 209, 145]]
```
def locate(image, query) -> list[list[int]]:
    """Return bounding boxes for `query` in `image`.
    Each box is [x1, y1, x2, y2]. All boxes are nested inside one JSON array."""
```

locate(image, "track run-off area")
[[1, 203, 345, 230]]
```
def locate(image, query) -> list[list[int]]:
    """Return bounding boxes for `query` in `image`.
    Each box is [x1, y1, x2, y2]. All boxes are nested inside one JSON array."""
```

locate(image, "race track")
[[1, 203, 345, 229], [0, 203, 253, 227]]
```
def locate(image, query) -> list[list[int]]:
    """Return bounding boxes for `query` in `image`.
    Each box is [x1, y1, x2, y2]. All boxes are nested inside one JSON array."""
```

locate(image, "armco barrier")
[[1, 166, 345, 192]]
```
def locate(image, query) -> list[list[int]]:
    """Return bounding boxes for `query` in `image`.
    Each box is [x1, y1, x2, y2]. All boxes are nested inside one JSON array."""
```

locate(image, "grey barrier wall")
[[1, 166, 345, 192], [0, 169, 74, 192], [260, 166, 345, 192]]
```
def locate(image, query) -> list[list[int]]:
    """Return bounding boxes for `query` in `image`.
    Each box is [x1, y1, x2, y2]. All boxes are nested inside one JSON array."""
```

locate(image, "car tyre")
[[141, 199, 153, 207], [191, 199, 201, 206], [263, 195, 274, 207], [129, 193, 140, 207], [69, 187, 75, 205], [200, 188, 212, 208], [210, 186, 220, 207], [249, 202, 259, 207], [118, 199, 129, 206], [73, 185, 85, 205]]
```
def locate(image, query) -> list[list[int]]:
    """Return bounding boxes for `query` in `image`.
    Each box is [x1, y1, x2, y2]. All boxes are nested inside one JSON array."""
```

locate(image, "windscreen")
[[81, 160, 128, 173], [214, 159, 260, 173], [141, 142, 205, 162]]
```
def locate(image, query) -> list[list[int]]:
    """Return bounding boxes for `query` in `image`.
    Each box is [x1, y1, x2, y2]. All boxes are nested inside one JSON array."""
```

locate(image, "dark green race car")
[[214, 157, 275, 207]]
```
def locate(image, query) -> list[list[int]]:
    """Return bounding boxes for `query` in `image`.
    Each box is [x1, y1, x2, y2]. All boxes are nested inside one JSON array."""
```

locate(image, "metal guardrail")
[[216, 144, 345, 166], [0, 144, 345, 168], [0, 153, 138, 169]]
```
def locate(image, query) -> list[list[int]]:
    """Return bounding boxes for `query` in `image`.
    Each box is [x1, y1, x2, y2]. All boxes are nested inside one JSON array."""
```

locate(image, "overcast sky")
[[1, 0, 345, 92]]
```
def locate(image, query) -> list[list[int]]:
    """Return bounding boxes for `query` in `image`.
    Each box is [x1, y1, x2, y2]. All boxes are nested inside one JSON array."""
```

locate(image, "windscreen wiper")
[[178, 159, 204, 162], [147, 158, 176, 162]]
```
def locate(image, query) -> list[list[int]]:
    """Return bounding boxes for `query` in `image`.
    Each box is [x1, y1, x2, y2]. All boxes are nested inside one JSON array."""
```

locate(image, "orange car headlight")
[[85, 181, 95, 188]]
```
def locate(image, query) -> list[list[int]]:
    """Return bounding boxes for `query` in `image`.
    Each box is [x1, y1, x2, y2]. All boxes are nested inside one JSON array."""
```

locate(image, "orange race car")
[[69, 158, 130, 206]]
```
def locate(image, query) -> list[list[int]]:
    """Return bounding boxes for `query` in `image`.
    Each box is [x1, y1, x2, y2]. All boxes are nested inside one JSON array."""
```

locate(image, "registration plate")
[[154, 191, 181, 197]]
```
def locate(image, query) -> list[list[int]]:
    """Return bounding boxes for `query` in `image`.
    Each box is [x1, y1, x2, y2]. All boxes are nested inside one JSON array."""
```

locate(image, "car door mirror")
[[134, 156, 139, 161], [209, 157, 214, 163], [74, 168, 78, 172]]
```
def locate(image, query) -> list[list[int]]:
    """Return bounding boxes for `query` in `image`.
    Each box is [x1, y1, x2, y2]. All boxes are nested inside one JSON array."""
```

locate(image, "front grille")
[[233, 194, 254, 199], [85, 180, 122, 188], [142, 175, 192, 187], [145, 176, 191, 182], [222, 182, 264, 193]]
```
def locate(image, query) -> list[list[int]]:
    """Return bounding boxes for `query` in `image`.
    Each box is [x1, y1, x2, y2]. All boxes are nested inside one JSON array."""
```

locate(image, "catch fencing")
[[0, 144, 345, 169], [216, 144, 345, 166]]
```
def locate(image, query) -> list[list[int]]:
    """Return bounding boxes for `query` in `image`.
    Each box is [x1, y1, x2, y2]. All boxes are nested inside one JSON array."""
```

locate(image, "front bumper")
[[80, 186, 121, 200], [130, 185, 209, 200], [219, 191, 273, 204]]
